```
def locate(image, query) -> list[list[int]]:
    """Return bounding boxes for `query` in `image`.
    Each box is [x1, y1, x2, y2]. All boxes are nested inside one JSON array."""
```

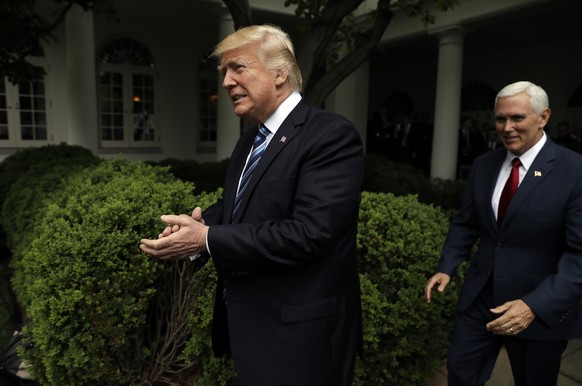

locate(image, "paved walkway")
[[424, 338, 582, 386]]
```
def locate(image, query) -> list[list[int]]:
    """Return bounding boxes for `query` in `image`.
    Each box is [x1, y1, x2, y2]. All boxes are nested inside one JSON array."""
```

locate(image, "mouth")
[[231, 94, 247, 103], [503, 135, 519, 143]]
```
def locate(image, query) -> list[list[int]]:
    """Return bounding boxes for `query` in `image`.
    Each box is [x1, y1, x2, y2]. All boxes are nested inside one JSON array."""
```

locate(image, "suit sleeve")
[[436, 166, 481, 277]]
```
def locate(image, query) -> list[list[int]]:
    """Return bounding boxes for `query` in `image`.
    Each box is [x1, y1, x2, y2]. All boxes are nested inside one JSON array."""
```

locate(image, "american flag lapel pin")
[[280, 136, 287, 143], [534, 171, 542, 177]]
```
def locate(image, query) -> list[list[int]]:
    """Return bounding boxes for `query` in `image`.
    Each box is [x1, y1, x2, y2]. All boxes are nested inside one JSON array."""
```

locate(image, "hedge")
[[0, 143, 99, 255], [8, 158, 219, 385], [3, 149, 462, 385], [178, 192, 460, 385]]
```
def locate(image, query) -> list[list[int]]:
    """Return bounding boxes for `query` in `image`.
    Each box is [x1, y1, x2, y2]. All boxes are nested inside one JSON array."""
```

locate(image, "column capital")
[[428, 24, 467, 44]]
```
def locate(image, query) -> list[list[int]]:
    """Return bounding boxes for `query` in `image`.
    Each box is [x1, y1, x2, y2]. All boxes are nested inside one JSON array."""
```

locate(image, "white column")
[[430, 26, 464, 180], [65, 4, 98, 153], [326, 61, 370, 148], [215, 9, 240, 161]]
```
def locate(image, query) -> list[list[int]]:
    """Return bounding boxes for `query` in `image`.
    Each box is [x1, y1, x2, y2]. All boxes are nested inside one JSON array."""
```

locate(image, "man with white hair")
[[426, 81, 582, 386]]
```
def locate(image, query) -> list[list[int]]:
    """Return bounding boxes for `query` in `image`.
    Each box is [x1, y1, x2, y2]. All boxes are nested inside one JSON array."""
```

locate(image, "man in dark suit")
[[140, 25, 363, 385], [425, 81, 582, 386]]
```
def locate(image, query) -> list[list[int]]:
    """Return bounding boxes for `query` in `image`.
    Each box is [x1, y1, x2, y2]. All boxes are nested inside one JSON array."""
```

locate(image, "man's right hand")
[[425, 272, 451, 304]]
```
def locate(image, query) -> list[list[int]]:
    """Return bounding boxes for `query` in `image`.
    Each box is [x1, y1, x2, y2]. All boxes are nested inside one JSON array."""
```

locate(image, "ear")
[[540, 107, 551, 129], [274, 68, 288, 86]]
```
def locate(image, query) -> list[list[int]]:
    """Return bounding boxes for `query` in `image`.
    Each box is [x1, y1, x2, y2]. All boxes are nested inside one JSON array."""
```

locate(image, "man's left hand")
[[486, 299, 536, 336]]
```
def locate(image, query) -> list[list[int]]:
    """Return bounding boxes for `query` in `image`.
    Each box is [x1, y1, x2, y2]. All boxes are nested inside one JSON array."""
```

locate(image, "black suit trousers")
[[447, 279, 568, 386]]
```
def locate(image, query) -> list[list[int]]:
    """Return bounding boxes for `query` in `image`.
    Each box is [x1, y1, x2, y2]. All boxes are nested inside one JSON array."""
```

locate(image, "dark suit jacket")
[[438, 137, 582, 341], [202, 98, 364, 385]]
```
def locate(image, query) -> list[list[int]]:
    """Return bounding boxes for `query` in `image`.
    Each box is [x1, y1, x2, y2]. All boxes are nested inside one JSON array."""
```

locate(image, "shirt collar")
[[263, 91, 302, 135]]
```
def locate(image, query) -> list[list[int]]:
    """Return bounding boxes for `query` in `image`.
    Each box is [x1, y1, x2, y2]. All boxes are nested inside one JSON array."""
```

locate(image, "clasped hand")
[[140, 207, 208, 260]]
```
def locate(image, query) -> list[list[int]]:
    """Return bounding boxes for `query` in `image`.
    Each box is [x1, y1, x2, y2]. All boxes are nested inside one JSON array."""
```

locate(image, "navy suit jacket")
[[202, 98, 364, 385], [438, 137, 582, 341]]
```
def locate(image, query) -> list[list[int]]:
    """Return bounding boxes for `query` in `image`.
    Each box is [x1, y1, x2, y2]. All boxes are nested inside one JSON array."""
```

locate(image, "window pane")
[[113, 87, 123, 99], [21, 126, 33, 140], [34, 112, 46, 125], [35, 126, 47, 140], [21, 112, 32, 125], [19, 96, 32, 110], [102, 127, 112, 140], [34, 97, 45, 110]]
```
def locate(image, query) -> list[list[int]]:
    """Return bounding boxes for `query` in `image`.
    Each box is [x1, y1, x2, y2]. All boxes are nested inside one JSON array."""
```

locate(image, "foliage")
[[0, 271, 19, 348], [3, 148, 464, 384], [0, 143, 100, 265], [283, 0, 458, 105], [363, 153, 465, 214], [354, 192, 461, 385], [179, 191, 461, 385], [146, 158, 229, 194], [0, 0, 116, 84], [138, 189, 222, 385], [8, 158, 200, 385], [180, 260, 237, 386]]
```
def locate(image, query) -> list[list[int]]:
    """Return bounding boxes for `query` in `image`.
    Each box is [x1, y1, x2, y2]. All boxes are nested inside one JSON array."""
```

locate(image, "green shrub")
[[180, 260, 237, 386], [0, 270, 19, 347], [363, 153, 465, 213], [6, 154, 461, 385], [10, 158, 200, 385], [147, 158, 229, 194], [0, 143, 99, 254], [180, 192, 461, 385], [354, 192, 461, 385]]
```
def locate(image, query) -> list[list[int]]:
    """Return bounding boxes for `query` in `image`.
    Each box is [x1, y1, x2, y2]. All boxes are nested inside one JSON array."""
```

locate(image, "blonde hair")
[[211, 24, 303, 92]]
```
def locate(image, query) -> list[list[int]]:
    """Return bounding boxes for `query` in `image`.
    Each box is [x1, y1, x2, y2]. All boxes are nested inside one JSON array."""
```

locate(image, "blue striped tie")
[[232, 124, 270, 220]]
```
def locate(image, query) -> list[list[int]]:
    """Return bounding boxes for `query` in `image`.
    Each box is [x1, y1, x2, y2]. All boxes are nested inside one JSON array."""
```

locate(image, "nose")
[[502, 119, 513, 132], [222, 71, 236, 89]]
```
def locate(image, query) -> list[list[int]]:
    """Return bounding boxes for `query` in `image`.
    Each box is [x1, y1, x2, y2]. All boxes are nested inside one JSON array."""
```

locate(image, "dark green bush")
[[147, 158, 229, 194], [0, 270, 19, 347], [363, 153, 466, 213], [6, 152, 461, 385], [354, 192, 462, 385], [0, 143, 99, 255], [9, 158, 203, 385], [179, 192, 461, 385]]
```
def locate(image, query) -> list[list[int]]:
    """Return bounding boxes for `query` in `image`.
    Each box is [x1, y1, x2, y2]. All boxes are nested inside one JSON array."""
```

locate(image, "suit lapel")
[[500, 139, 556, 227], [230, 99, 309, 223]]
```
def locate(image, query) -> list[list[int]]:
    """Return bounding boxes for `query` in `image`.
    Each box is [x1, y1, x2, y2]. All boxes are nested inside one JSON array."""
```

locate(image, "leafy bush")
[[354, 192, 461, 385], [363, 153, 465, 213], [147, 158, 229, 194], [5, 152, 462, 385], [9, 158, 203, 385], [0, 270, 19, 347], [180, 192, 461, 385], [0, 143, 99, 255]]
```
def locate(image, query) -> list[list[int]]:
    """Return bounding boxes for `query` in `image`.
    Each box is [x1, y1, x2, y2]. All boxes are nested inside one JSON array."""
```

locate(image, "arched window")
[[98, 38, 158, 147], [0, 45, 50, 147]]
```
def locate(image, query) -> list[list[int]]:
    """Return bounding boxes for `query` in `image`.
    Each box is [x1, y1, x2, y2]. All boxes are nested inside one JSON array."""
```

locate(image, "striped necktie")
[[232, 124, 270, 220]]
